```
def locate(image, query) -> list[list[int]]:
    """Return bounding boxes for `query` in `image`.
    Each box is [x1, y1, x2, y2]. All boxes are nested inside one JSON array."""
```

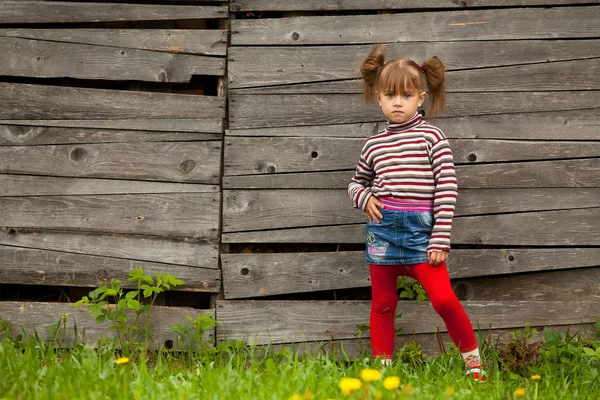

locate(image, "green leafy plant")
[[397, 276, 429, 301], [498, 326, 543, 375], [0, 317, 10, 340], [170, 314, 220, 356]]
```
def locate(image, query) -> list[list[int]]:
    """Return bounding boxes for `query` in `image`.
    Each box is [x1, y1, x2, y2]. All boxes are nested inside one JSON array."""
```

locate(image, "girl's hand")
[[428, 250, 448, 266], [365, 197, 384, 223]]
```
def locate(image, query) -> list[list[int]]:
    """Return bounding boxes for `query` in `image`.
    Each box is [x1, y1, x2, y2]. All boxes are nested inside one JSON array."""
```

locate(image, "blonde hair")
[[360, 45, 447, 118]]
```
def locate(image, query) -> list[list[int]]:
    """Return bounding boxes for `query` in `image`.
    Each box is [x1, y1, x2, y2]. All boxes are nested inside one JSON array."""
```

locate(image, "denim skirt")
[[365, 208, 433, 265]]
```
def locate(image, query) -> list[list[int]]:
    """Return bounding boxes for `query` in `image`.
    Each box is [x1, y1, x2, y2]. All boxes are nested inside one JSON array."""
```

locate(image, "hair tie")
[[420, 63, 425, 71]]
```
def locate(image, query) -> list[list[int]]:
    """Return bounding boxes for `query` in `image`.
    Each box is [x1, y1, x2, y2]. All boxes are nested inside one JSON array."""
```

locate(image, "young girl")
[[348, 46, 486, 381]]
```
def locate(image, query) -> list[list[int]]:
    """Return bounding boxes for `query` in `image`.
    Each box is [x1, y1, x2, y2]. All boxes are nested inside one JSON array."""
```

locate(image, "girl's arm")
[[348, 153, 375, 211]]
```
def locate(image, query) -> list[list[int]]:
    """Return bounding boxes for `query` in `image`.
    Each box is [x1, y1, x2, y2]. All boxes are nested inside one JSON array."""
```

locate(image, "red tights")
[[370, 262, 477, 358]]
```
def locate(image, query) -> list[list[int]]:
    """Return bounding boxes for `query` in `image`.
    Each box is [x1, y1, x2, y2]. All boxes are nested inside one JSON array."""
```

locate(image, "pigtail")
[[360, 45, 387, 103], [420, 56, 447, 118]]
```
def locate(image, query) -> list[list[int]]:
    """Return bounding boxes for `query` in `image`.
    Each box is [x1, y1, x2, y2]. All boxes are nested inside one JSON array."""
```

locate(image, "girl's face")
[[376, 89, 426, 123]]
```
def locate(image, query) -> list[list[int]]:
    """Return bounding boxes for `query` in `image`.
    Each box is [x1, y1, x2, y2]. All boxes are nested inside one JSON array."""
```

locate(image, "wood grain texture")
[[1, 83, 225, 120], [0, 141, 221, 183], [0, 119, 223, 134], [229, 92, 600, 129], [1, 37, 225, 81], [224, 137, 600, 175], [231, 6, 600, 45], [226, 110, 600, 140], [0, 29, 228, 56], [0, 193, 220, 239], [0, 2, 227, 24], [0, 302, 214, 347], [216, 300, 600, 344], [222, 208, 600, 244], [223, 159, 600, 189], [223, 188, 600, 232], [232, 0, 597, 11], [232, 57, 600, 91], [0, 245, 220, 291], [0, 125, 220, 146], [0, 228, 218, 269]]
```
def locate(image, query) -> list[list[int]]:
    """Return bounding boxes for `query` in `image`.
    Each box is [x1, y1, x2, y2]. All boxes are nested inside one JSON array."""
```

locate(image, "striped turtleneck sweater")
[[348, 112, 457, 252]]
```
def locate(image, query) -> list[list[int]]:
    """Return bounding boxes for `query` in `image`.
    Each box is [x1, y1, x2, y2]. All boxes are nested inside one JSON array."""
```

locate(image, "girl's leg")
[[369, 264, 402, 360]]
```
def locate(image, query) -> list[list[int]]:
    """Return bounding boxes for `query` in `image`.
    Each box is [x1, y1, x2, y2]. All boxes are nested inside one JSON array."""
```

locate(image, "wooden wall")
[[220, 1, 600, 354], [0, 0, 228, 344]]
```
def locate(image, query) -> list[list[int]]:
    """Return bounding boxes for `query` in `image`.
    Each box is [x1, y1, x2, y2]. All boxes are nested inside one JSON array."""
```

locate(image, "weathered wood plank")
[[216, 300, 600, 344], [221, 249, 600, 299], [0, 175, 218, 197], [223, 159, 600, 189], [232, 0, 597, 12], [0, 245, 220, 291], [222, 208, 600, 244], [1, 83, 225, 120], [0, 302, 214, 347], [226, 110, 600, 141], [229, 92, 600, 129], [1, 37, 225, 82], [0, 119, 223, 134], [0, 125, 220, 146], [0, 2, 227, 24], [0, 193, 220, 239], [223, 188, 600, 232], [0, 29, 228, 56], [224, 137, 600, 175], [231, 7, 600, 45], [0, 228, 218, 269], [228, 47, 600, 89], [0, 141, 221, 183]]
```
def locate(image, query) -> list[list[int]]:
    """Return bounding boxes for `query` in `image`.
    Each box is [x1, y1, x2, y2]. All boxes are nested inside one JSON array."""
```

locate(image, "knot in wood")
[[178, 159, 196, 174], [467, 153, 477, 162], [69, 147, 88, 162], [290, 32, 301, 41]]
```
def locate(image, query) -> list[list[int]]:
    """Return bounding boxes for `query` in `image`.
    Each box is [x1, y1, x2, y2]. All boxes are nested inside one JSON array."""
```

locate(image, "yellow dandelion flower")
[[446, 385, 455, 396], [402, 384, 414, 395], [514, 388, 526, 397], [115, 357, 130, 365], [338, 377, 362, 395], [382, 376, 400, 390], [287, 395, 303, 400], [360, 368, 382, 382], [531, 374, 541, 381]]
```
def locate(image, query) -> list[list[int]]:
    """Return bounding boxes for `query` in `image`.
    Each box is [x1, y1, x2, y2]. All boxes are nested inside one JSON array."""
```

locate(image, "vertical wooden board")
[[0, 29, 229, 56], [231, 7, 600, 45], [0, 229, 219, 269], [0, 245, 221, 291], [0, 83, 225, 120], [0, 142, 222, 183], [0, 302, 214, 346], [0, 193, 220, 239]]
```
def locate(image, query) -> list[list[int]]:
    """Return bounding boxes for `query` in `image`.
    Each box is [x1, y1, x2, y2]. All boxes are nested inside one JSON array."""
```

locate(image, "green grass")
[[1, 329, 599, 400]]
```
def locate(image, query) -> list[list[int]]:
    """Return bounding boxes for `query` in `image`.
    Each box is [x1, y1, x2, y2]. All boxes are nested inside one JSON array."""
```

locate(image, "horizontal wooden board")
[[0, 125, 220, 146], [222, 208, 600, 244], [222, 249, 600, 299], [223, 159, 600, 189], [231, 6, 600, 45], [0, 2, 227, 24], [0, 29, 228, 56], [223, 188, 600, 232], [0, 175, 218, 197], [232, 0, 597, 11], [226, 109, 600, 140], [0, 302, 214, 347], [0, 228, 218, 269], [0, 119, 223, 134], [1, 83, 225, 120], [216, 300, 600, 344], [0, 245, 220, 291], [1, 37, 224, 82], [0, 141, 221, 183], [229, 92, 600, 128], [0, 193, 220, 239], [228, 48, 600, 89], [224, 137, 600, 175]]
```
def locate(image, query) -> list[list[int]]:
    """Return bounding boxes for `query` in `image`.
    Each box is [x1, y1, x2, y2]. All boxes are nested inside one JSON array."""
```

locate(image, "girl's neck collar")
[[385, 112, 423, 132]]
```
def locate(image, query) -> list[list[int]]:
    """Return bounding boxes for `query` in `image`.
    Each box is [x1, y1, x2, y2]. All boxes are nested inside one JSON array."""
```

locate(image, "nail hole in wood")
[[508, 255, 515, 262], [311, 151, 319, 158], [8, 229, 16, 236], [467, 153, 477, 162], [241, 268, 250, 276], [164, 339, 174, 349]]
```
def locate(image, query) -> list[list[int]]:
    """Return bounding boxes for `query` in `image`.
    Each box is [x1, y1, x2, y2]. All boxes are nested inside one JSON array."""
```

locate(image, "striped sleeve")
[[348, 149, 374, 211], [428, 134, 457, 252]]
